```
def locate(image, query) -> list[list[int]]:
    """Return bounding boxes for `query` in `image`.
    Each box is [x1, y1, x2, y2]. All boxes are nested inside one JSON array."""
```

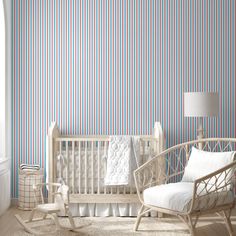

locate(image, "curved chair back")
[[33, 183, 63, 205], [134, 138, 236, 203]]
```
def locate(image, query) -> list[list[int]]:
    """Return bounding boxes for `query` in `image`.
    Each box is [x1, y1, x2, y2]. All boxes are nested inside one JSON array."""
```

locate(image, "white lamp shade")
[[184, 92, 219, 117]]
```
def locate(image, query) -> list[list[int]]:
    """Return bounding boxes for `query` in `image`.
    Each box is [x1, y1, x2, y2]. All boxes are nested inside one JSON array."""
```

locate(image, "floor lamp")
[[184, 92, 219, 148]]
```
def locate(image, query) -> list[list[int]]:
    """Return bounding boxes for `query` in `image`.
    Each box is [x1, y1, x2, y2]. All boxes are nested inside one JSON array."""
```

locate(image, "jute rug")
[[2, 208, 235, 236]]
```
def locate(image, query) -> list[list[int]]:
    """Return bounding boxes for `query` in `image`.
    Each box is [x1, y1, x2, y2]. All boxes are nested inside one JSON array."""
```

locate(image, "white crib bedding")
[[55, 148, 151, 192], [54, 147, 153, 216]]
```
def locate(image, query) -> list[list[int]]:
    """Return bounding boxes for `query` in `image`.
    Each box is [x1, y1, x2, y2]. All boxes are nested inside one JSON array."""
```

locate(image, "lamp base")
[[197, 118, 204, 149], [197, 130, 204, 140]]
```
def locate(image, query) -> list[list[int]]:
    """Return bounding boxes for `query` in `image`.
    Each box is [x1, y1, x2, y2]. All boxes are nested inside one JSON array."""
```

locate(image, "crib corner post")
[[47, 121, 60, 203], [153, 122, 165, 183], [153, 122, 164, 154], [153, 122, 165, 218]]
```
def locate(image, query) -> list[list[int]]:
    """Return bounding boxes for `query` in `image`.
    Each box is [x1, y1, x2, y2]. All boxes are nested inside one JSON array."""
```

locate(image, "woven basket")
[[18, 169, 44, 210]]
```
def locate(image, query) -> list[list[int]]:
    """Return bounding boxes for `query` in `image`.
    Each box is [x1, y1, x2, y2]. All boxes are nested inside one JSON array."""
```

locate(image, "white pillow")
[[182, 147, 235, 184]]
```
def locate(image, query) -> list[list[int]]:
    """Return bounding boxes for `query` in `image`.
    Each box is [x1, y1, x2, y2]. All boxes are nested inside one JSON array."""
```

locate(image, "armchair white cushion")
[[144, 182, 194, 212], [182, 147, 235, 184], [143, 182, 234, 213]]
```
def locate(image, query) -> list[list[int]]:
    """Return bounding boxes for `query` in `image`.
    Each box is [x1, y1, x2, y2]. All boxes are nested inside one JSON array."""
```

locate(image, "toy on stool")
[[15, 183, 80, 235]]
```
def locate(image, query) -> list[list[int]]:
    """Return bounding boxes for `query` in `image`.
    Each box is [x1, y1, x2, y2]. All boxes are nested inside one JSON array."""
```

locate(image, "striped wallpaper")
[[12, 0, 235, 198]]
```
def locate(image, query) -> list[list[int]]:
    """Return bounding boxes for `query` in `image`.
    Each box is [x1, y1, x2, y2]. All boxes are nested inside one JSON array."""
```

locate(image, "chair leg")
[[178, 215, 197, 236], [187, 215, 196, 236], [221, 210, 234, 236], [28, 208, 36, 222], [134, 205, 145, 231], [15, 214, 54, 236], [67, 209, 76, 229], [50, 213, 61, 231], [192, 215, 199, 229]]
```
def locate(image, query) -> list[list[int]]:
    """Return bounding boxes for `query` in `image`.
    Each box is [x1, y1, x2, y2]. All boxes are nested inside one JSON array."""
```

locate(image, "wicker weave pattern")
[[134, 138, 236, 236], [192, 164, 235, 212]]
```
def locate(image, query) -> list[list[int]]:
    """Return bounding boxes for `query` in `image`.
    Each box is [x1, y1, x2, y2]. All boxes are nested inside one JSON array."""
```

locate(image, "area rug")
[[7, 209, 233, 236]]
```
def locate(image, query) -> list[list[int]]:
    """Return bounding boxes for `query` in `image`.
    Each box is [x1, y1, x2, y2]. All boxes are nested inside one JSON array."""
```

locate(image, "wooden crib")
[[47, 122, 165, 206]]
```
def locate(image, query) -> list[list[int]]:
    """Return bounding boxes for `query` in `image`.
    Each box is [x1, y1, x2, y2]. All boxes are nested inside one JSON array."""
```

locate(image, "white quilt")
[[104, 136, 140, 186]]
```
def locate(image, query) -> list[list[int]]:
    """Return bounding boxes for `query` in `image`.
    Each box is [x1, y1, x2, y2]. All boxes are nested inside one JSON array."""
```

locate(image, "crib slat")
[[59, 141, 62, 182], [72, 141, 75, 194], [142, 140, 145, 163], [97, 141, 100, 194], [85, 141, 88, 194], [129, 185, 132, 194], [66, 141, 69, 186], [91, 141, 94, 194], [130, 137, 135, 193], [123, 186, 126, 194], [78, 141, 81, 194]]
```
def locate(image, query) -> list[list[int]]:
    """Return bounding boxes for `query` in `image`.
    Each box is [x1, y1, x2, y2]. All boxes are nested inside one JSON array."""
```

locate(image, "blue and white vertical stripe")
[[12, 0, 235, 198]]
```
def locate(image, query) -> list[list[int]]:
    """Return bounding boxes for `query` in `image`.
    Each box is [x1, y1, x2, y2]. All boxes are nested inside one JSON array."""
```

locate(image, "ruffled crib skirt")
[[69, 203, 158, 217]]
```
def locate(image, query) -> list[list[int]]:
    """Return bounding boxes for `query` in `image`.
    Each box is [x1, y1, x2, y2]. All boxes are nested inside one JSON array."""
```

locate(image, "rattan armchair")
[[134, 138, 236, 236]]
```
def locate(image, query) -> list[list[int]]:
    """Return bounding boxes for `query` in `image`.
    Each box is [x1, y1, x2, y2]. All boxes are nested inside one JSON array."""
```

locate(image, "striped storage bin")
[[18, 169, 44, 210]]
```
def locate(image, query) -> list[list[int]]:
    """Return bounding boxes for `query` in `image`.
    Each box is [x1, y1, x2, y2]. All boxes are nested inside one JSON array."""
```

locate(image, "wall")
[[12, 0, 235, 198]]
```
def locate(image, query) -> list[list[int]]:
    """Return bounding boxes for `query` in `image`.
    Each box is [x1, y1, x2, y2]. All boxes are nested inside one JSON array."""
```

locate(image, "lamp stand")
[[197, 117, 204, 149], [197, 118, 204, 139]]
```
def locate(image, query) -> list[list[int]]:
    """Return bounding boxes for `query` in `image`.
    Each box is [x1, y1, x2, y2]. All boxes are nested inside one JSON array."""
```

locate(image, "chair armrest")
[[134, 145, 190, 203], [189, 161, 236, 213], [33, 183, 62, 194], [33, 183, 63, 204], [52, 192, 68, 204], [134, 153, 170, 203]]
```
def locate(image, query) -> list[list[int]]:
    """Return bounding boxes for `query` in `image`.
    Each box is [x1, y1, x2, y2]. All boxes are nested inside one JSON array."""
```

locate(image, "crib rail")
[[70, 194, 139, 203], [47, 122, 164, 203]]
